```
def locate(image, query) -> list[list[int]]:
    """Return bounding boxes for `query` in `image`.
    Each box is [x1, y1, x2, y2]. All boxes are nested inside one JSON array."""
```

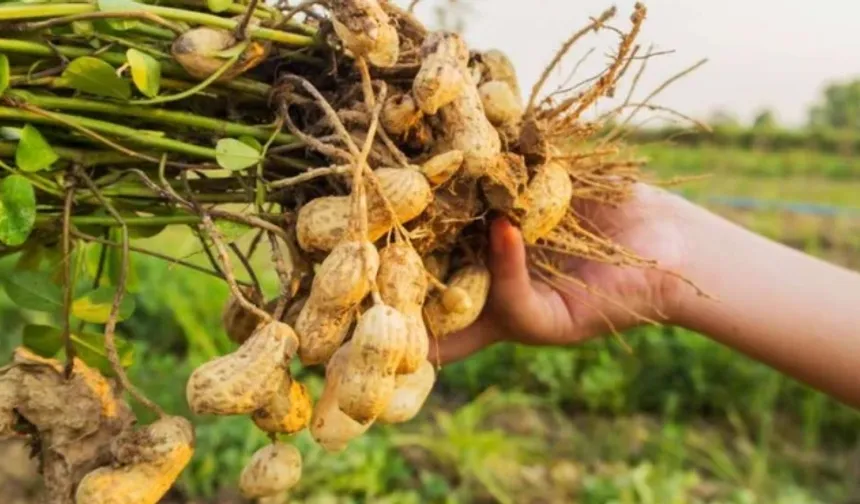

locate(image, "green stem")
[[0, 38, 273, 97], [0, 141, 138, 166], [36, 214, 203, 226], [0, 106, 216, 159], [0, 159, 64, 197], [7, 90, 294, 145], [0, 4, 315, 46], [98, 187, 252, 203]]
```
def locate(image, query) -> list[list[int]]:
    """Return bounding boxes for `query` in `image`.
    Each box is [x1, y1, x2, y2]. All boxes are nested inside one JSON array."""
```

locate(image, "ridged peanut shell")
[[296, 196, 351, 254], [382, 93, 423, 136], [75, 416, 194, 504], [330, 0, 400, 68], [239, 443, 302, 499], [421, 150, 464, 186], [296, 304, 355, 366], [308, 240, 379, 309], [425, 265, 491, 338], [520, 161, 573, 244], [171, 27, 268, 81], [378, 360, 436, 424], [337, 304, 407, 423], [478, 49, 522, 100], [186, 321, 296, 416], [413, 32, 470, 114], [310, 343, 373, 452], [252, 375, 312, 434]]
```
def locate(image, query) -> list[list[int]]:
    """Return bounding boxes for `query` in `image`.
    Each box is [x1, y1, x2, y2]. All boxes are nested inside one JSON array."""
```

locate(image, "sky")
[[400, 0, 860, 128]]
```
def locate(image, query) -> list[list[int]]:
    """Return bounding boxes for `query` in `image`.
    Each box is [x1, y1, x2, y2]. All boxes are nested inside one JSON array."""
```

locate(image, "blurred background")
[[2, 1, 860, 502]]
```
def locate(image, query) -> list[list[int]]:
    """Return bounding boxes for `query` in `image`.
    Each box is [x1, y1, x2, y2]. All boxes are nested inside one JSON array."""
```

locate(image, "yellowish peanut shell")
[[186, 321, 296, 416], [479, 80, 524, 126], [424, 264, 491, 338], [520, 161, 573, 244], [413, 32, 470, 114], [309, 240, 380, 309], [421, 150, 464, 186], [378, 360, 436, 424], [296, 196, 351, 254], [75, 416, 194, 504], [337, 304, 407, 423], [381, 93, 423, 136], [171, 27, 269, 82], [330, 0, 400, 68], [478, 49, 522, 100], [441, 286, 473, 315], [310, 343, 373, 452], [239, 443, 302, 499], [252, 374, 313, 434]]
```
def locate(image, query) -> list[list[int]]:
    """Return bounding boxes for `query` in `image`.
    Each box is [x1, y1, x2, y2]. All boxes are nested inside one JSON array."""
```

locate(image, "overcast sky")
[[400, 0, 860, 127]]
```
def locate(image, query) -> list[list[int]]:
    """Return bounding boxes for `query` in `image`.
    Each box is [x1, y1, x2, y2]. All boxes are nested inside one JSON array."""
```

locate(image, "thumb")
[[488, 217, 533, 302]]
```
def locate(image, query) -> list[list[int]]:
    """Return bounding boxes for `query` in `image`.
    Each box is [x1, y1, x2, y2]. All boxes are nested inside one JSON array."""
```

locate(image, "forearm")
[[673, 199, 860, 407]]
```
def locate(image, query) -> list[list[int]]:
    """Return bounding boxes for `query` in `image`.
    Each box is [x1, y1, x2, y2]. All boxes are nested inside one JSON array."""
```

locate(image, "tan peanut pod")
[[421, 150, 464, 186], [520, 161, 573, 244], [437, 66, 503, 178], [337, 304, 407, 423], [310, 343, 373, 452], [252, 374, 313, 434], [297, 170, 432, 253], [75, 416, 194, 504], [186, 321, 297, 416], [330, 0, 400, 68], [413, 32, 470, 115], [479, 80, 524, 126], [477, 49, 522, 101], [378, 360, 436, 424], [441, 286, 472, 315], [305, 240, 379, 309], [377, 242, 430, 374], [171, 27, 269, 82], [238, 443, 302, 499], [424, 264, 491, 338], [381, 93, 423, 137], [296, 304, 355, 366], [222, 285, 265, 345]]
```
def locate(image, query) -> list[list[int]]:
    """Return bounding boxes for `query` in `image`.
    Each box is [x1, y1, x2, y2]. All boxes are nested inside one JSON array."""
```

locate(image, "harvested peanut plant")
[[0, 0, 706, 502]]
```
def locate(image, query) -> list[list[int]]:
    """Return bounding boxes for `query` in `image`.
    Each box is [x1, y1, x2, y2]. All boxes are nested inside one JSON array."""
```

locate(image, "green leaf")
[[126, 49, 161, 98], [71, 20, 94, 36], [0, 54, 9, 96], [61, 57, 130, 100], [215, 138, 261, 171], [238, 135, 263, 152], [0, 126, 22, 141], [72, 286, 136, 323], [22, 324, 135, 376], [207, 0, 232, 13], [0, 175, 36, 247], [2, 269, 62, 311], [16, 124, 58, 172]]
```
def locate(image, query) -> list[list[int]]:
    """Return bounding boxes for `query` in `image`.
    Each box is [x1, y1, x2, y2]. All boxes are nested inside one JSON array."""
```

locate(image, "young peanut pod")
[[186, 321, 298, 416], [221, 285, 265, 345], [421, 150, 464, 186], [377, 242, 430, 375], [479, 80, 525, 126], [310, 343, 373, 452], [337, 304, 408, 423], [252, 374, 313, 435], [381, 93, 424, 137], [437, 67, 503, 178], [329, 0, 400, 68], [378, 360, 436, 424], [296, 169, 433, 253], [75, 416, 194, 504], [413, 32, 470, 115], [475, 49, 523, 102], [239, 443, 302, 499], [424, 265, 491, 338], [171, 27, 269, 81], [520, 161, 574, 244]]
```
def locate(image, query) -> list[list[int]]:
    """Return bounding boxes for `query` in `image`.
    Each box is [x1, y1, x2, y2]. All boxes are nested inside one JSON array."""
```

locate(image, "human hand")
[[434, 183, 694, 364]]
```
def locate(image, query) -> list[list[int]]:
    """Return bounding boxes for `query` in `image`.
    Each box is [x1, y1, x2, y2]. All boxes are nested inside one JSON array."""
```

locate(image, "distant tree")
[[752, 109, 778, 130], [808, 80, 860, 130]]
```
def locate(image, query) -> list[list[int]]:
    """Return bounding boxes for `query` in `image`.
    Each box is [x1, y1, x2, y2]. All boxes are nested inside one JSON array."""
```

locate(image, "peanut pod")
[[171, 27, 269, 82], [337, 304, 408, 423], [239, 443, 302, 499], [520, 161, 574, 244], [378, 360, 436, 424], [424, 264, 491, 338], [221, 285, 265, 345], [252, 373, 313, 435], [479, 80, 524, 126], [413, 32, 470, 115], [421, 150, 464, 186], [186, 321, 298, 416], [75, 416, 195, 504], [329, 0, 400, 68]]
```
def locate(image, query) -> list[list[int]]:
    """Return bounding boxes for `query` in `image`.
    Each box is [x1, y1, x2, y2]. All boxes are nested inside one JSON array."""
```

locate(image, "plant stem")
[[0, 106, 216, 159], [0, 4, 316, 46], [0, 39, 273, 97], [0, 141, 138, 166], [7, 90, 295, 145], [37, 214, 204, 227]]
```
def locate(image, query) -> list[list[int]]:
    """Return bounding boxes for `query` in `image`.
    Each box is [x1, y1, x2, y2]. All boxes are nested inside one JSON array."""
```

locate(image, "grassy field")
[[1, 143, 859, 503]]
